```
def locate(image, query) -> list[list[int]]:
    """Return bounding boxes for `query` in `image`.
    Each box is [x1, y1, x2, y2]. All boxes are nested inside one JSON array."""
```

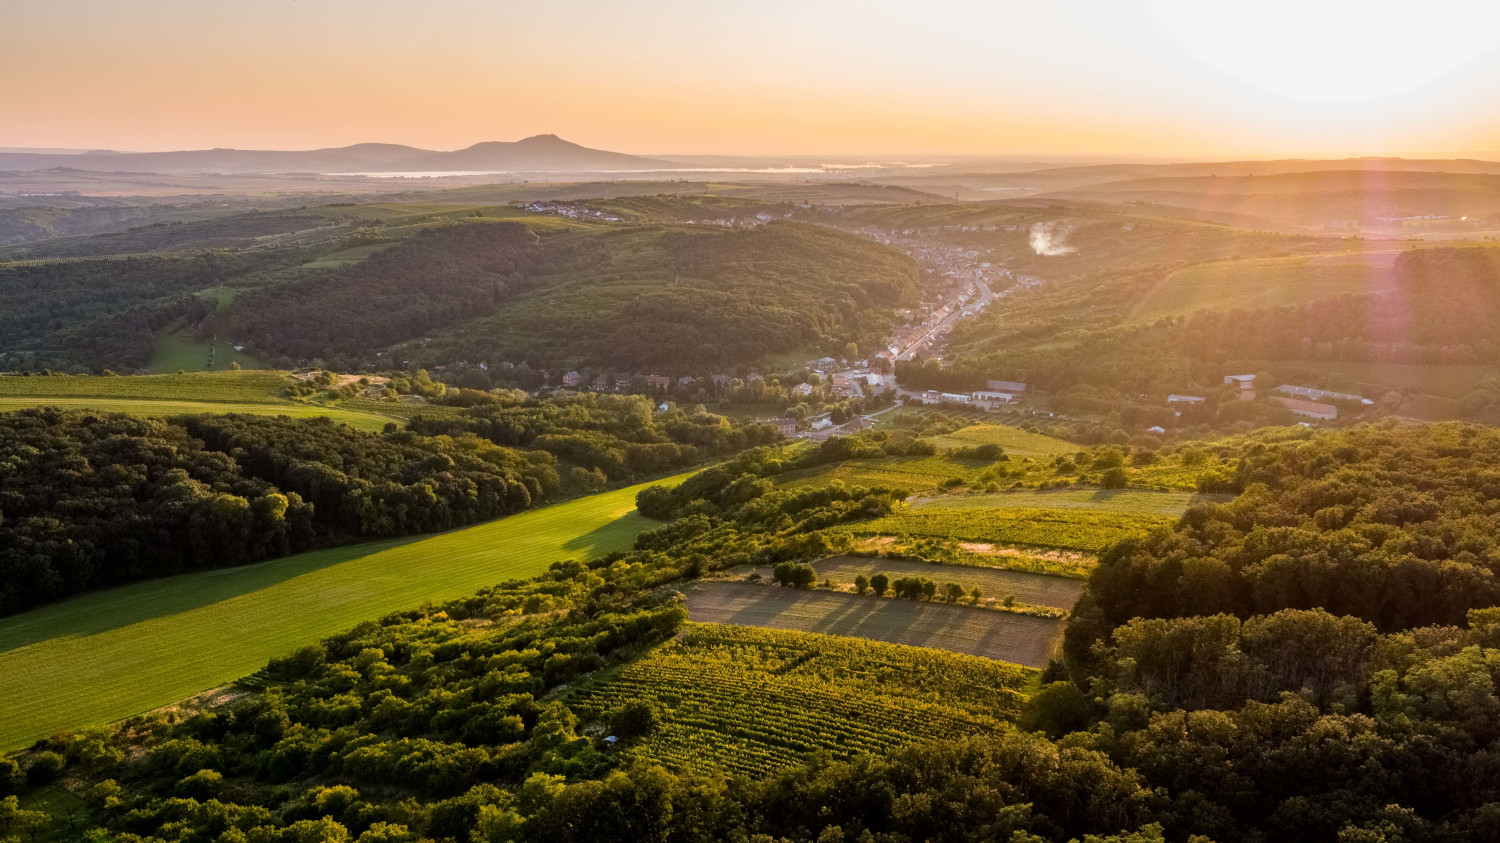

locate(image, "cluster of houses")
[[518, 201, 620, 222], [914, 379, 1028, 409], [1166, 374, 1373, 422], [768, 414, 875, 441], [559, 370, 755, 394]]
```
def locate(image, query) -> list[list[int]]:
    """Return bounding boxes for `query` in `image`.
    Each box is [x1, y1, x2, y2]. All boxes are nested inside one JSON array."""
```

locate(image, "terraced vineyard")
[[686, 582, 1064, 666], [569, 622, 1033, 776], [840, 504, 1173, 552]]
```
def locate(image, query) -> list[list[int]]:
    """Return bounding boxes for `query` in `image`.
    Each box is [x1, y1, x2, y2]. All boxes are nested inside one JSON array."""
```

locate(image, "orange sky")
[[5, 0, 1500, 158]]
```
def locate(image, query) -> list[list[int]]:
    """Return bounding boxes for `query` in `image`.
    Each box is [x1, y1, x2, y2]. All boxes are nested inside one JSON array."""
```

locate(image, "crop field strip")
[[912, 488, 1222, 518], [0, 473, 688, 751], [685, 581, 1064, 667], [0, 397, 400, 432], [839, 503, 1174, 552], [0, 371, 405, 431], [920, 423, 1079, 458], [809, 555, 1085, 609], [569, 622, 1032, 776]]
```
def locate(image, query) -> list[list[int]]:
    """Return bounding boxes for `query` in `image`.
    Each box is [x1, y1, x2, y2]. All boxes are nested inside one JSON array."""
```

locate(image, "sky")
[[5, 0, 1500, 158]]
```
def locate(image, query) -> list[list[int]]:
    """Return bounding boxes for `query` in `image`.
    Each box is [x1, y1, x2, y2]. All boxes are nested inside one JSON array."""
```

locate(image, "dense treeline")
[[415, 222, 919, 373], [407, 394, 782, 486], [230, 223, 544, 364], [1069, 422, 1500, 640], [0, 409, 556, 616]]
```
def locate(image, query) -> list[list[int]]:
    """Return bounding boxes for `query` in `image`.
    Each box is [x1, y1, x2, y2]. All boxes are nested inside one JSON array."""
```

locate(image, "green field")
[[0, 474, 686, 751], [776, 453, 994, 494], [0, 371, 404, 431], [1128, 252, 1403, 323], [686, 582, 1064, 667], [0, 398, 400, 432], [568, 622, 1033, 777], [914, 488, 1222, 518], [922, 423, 1079, 458], [843, 504, 1173, 552], [146, 330, 267, 374], [0, 370, 290, 401]]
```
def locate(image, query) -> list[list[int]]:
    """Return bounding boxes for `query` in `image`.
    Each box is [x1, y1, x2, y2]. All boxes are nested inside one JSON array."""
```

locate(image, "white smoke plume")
[[1029, 220, 1076, 256]]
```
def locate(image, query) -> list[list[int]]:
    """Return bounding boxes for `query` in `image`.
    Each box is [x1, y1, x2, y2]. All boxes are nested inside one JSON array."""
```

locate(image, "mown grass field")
[[776, 453, 992, 494], [0, 398, 400, 432], [685, 582, 1064, 667], [922, 423, 1079, 458], [914, 488, 1223, 518], [1127, 252, 1402, 323], [841, 504, 1173, 552], [568, 622, 1033, 777], [0, 474, 686, 751], [0, 371, 405, 431], [807, 556, 1085, 609], [0, 370, 291, 401], [146, 330, 267, 374]]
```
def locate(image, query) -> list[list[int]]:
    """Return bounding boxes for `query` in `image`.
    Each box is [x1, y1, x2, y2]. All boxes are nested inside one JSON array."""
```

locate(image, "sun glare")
[[1150, 0, 1500, 104]]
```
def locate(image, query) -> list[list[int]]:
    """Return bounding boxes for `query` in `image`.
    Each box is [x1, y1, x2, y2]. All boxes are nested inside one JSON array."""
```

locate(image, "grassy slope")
[[0, 474, 686, 750], [1126, 252, 1404, 323], [686, 582, 1063, 668]]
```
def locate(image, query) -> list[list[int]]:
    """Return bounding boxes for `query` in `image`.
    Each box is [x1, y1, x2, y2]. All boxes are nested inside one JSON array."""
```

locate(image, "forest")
[[229, 223, 544, 365], [0, 252, 295, 372], [411, 222, 920, 373], [10, 422, 1500, 840]]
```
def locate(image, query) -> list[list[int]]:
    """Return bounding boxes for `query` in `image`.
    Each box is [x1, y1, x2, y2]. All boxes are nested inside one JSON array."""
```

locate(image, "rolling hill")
[[0, 134, 681, 174]]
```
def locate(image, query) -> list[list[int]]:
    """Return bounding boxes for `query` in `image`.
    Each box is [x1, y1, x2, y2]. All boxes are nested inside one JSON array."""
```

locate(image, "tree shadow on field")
[[560, 511, 651, 556], [0, 534, 426, 655]]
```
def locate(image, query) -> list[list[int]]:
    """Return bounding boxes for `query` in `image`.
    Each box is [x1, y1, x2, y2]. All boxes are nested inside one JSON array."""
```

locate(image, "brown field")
[[685, 581, 1064, 667], [810, 555, 1085, 609]]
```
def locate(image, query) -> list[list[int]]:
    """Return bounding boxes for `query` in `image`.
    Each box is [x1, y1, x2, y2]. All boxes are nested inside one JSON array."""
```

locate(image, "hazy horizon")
[[8, 0, 1500, 159]]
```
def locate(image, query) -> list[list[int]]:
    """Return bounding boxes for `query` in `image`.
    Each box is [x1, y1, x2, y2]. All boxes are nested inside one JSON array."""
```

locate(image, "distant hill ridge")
[[0, 134, 681, 174]]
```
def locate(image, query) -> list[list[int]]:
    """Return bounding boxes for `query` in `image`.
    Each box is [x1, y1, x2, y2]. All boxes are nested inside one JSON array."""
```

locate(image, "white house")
[[1276, 384, 1372, 405], [1167, 394, 1206, 404], [1223, 374, 1256, 390], [939, 392, 972, 404], [973, 390, 1015, 403]]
